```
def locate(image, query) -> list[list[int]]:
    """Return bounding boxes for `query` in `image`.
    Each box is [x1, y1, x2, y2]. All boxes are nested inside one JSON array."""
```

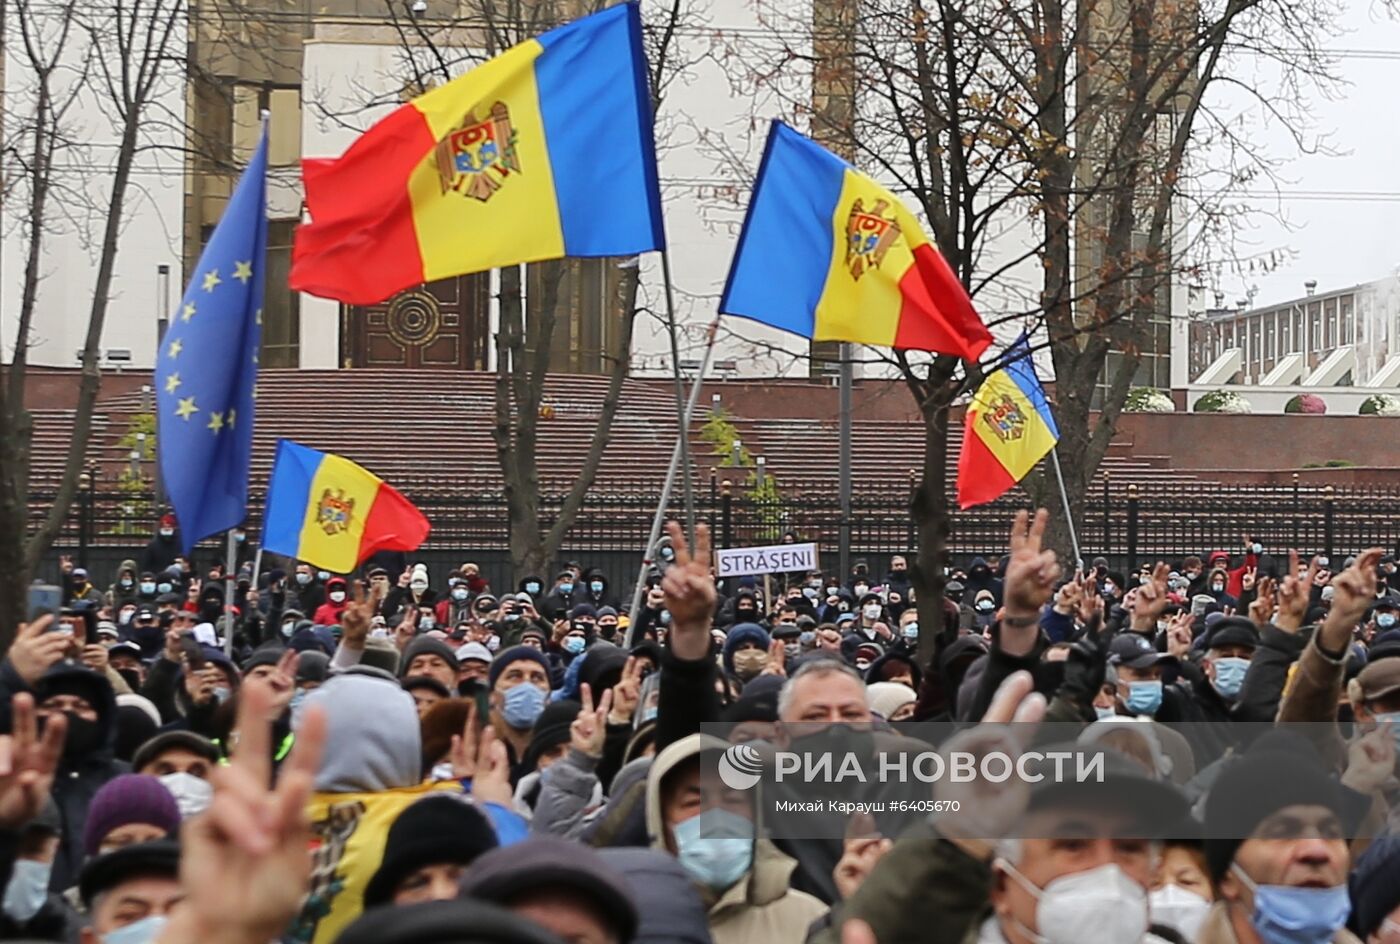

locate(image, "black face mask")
[[117, 668, 142, 692], [59, 713, 102, 761], [737, 608, 755, 619]]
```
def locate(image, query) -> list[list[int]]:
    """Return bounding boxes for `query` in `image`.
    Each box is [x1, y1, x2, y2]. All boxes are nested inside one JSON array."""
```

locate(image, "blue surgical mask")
[[1211, 656, 1250, 701], [590, 581, 604, 594], [902, 622, 919, 639], [3, 858, 51, 922], [563, 635, 587, 655], [502, 682, 547, 729], [525, 582, 542, 595], [295, 573, 312, 585], [639, 705, 658, 724], [1124, 680, 1163, 715], [1232, 865, 1349, 944], [212, 686, 232, 705], [103, 915, 169, 944], [140, 581, 156, 595], [799, 630, 815, 646], [157, 582, 173, 594], [318, 571, 331, 582], [1094, 705, 1117, 720], [1379, 613, 1397, 630], [673, 809, 753, 892], [558, 582, 574, 595], [659, 611, 672, 625], [802, 587, 818, 600], [451, 588, 469, 601]]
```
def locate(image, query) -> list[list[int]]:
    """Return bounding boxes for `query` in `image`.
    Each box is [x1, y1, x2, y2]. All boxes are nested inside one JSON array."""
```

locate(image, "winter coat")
[[105, 559, 141, 609], [11, 663, 128, 892], [529, 748, 606, 840], [645, 735, 826, 944], [141, 532, 181, 575]]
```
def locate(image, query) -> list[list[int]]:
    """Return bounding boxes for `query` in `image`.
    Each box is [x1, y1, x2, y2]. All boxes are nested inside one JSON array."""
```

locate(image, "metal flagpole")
[[659, 249, 698, 539], [1049, 447, 1083, 571], [223, 529, 238, 656], [625, 319, 719, 648], [837, 343, 853, 582]]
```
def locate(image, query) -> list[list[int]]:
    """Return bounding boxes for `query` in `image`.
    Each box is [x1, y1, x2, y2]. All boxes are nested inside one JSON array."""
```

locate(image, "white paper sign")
[[715, 542, 819, 578]]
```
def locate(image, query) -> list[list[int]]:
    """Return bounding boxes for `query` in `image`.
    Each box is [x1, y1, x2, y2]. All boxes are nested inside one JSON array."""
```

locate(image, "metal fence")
[[28, 475, 1400, 590]]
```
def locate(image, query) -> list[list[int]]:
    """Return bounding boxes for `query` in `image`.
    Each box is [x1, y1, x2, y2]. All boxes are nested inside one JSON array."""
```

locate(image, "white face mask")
[[999, 861, 1149, 944], [863, 603, 881, 620], [159, 771, 214, 818], [1148, 884, 1210, 941]]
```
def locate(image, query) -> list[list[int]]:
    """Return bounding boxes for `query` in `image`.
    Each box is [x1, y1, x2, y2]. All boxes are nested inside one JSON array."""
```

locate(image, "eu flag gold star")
[[164, 373, 181, 394], [207, 411, 225, 433], [168, 338, 183, 359], [182, 302, 196, 322], [175, 397, 198, 421], [202, 270, 221, 292], [233, 261, 253, 284]]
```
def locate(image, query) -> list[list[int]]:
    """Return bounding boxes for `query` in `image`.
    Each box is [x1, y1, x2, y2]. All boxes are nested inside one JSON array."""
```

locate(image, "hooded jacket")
[[31, 663, 126, 892], [962, 557, 1003, 606], [645, 735, 826, 944], [106, 559, 141, 610], [312, 578, 351, 626], [721, 624, 771, 677], [582, 571, 618, 609], [295, 667, 460, 944]]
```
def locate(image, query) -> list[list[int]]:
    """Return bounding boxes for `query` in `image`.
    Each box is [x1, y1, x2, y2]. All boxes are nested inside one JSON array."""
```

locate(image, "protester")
[[3, 504, 1398, 944]]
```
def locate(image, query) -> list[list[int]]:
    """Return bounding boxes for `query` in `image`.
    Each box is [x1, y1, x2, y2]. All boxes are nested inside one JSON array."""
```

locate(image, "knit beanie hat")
[[82, 774, 181, 856], [400, 635, 460, 678], [1203, 748, 1347, 881], [518, 700, 582, 775], [487, 645, 551, 689], [362, 794, 498, 907], [867, 681, 917, 720]]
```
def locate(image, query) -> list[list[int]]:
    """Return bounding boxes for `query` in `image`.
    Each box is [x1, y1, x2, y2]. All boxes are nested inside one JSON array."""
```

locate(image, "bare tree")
[[0, 0, 187, 648], [711, 0, 1337, 695]]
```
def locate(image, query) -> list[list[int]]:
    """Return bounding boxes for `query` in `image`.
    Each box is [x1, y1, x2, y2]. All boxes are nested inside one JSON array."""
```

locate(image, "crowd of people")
[[4, 510, 1400, 944]]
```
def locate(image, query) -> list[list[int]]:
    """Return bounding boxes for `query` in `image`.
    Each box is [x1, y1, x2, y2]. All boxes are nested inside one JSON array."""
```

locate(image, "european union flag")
[[156, 130, 267, 553]]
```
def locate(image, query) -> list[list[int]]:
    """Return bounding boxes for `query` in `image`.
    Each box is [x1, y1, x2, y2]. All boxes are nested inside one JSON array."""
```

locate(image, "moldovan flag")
[[719, 122, 993, 356], [956, 335, 1059, 508], [261, 440, 430, 573], [289, 2, 664, 305]]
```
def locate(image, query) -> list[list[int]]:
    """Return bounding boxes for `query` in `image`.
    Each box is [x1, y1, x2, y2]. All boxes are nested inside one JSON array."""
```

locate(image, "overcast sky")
[[1212, 2, 1400, 308]]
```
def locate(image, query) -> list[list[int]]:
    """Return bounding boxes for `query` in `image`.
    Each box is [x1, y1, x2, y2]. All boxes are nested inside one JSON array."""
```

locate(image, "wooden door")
[[342, 274, 489, 369]]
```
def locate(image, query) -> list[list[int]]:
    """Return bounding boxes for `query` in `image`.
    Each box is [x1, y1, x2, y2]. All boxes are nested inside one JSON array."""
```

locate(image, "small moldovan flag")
[[261, 440, 430, 573], [289, 3, 664, 306], [155, 129, 267, 552], [956, 334, 1060, 508], [720, 121, 993, 357]]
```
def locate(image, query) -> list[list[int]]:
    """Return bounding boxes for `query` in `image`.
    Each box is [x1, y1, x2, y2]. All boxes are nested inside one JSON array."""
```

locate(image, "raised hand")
[[163, 676, 326, 944], [1342, 719, 1396, 795], [1275, 550, 1318, 633], [6, 616, 71, 688], [1165, 611, 1194, 659], [934, 672, 1046, 856], [833, 833, 893, 901], [1241, 567, 1257, 592], [1249, 575, 1277, 627], [762, 638, 788, 677], [570, 683, 612, 759], [339, 580, 380, 650], [450, 701, 511, 806], [0, 694, 65, 829], [608, 656, 643, 726], [1320, 549, 1382, 651], [1052, 573, 1083, 616], [1129, 562, 1171, 632], [660, 521, 716, 661], [1002, 510, 1062, 622]]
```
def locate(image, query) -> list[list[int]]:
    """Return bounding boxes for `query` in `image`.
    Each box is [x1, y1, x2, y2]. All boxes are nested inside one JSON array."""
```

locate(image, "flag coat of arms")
[[261, 440, 430, 573], [155, 130, 267, 551], [289, 2, 664, 305], [719, 121, 993, 357], [957, 335, 1060, 508]]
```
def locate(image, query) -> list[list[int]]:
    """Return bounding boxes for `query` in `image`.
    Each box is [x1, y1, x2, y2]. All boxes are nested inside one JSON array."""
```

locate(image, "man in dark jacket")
[[31, 663, 125, 891], [141, 514, 182, 575]]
